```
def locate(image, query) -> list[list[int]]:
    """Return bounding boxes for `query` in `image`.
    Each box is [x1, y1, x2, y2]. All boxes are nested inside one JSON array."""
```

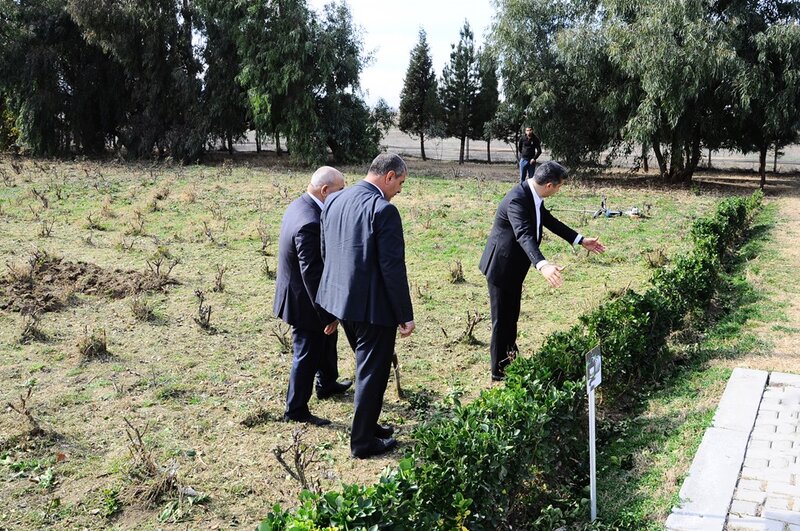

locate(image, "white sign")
[[586, 345, 602, 392], [585, 345, 602, 522]]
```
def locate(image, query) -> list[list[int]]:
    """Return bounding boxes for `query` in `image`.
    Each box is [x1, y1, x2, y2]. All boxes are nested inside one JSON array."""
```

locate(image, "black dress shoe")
[[351, 437, 397, 459], [374, 424, 394, 438], [491, 373, 506, 382], [283, 413, 331, 427], [316, 379, 353, 399]]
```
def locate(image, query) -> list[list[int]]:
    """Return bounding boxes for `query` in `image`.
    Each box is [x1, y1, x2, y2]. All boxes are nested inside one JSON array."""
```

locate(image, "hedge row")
[[258, 191, 763, 531]]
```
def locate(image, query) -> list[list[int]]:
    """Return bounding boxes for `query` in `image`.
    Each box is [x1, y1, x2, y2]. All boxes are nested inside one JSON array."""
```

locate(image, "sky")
[[308, 0, 496, 109]]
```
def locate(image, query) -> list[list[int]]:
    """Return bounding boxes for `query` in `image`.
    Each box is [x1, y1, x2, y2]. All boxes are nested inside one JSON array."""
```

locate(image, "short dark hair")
[[369, 153, 407, 177], [533, 161, 568, 186]]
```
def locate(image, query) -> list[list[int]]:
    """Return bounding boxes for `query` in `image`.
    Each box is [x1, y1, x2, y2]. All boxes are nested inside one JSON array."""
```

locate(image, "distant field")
[[0, 157, 765, 529]]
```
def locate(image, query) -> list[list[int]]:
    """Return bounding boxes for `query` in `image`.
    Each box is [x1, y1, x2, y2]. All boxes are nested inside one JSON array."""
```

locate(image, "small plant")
[[257, 219, 271, 255], [122, 418, 179, 507], [77, 326, 110, 362], [273, 427, 322, 494], [19, 312, 47, 344], [129, 295, 155, 322], [262, 257, 276, 280], [100, 488, 122, 518], [458, 310, 483, 344], [213, 264, 227, 292], [1, 168, 15, 187], [201, 220, 216, 243], [146, 248, 180, 281], [241, 407, 276, 428], [193, 290, 212, 330], [30, 187, 49, 209], [449, 260, 465, 284], [128, 208, 146, 236], [6, 258, 34, 285], [86, 212, 104, 230], [38, 219, 54, 238], [208, 200, 224, 220], [7, 385, 43, 436], [642, 247, 669, 268], [115, 235, 137, 252], [181, 186, 197, 204], [271, 322, 292, 353]]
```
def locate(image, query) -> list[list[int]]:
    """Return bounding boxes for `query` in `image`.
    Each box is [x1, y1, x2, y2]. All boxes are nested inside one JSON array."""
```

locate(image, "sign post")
[[585, 345, 602, 522]]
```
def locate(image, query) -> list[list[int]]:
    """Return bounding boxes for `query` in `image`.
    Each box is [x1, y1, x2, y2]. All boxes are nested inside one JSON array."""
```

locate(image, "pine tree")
[[471, 49, 499, 162], [440, 21, 479, 164], [398, 29, 441, 161]]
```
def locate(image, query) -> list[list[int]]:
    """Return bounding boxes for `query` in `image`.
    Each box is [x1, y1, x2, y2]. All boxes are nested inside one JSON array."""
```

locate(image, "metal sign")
[[586, 345, 602, 392], [585, 345, 602, 522]]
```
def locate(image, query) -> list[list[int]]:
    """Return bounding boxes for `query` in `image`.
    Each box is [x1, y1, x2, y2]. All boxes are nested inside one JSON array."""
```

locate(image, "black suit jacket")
[[479, 182, 578, 288], [317, 181, 413, 327], [273, 193, 335, 330]]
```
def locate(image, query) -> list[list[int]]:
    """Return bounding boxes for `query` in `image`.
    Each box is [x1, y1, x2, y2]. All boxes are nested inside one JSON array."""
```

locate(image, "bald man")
[[274, 166, 352, 426]]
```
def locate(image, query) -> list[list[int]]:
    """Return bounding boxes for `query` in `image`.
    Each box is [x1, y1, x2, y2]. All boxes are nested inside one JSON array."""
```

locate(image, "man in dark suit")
[[479, 161, 606, 380], [317, 153, 415, 458], [274, 166, 352, 426]]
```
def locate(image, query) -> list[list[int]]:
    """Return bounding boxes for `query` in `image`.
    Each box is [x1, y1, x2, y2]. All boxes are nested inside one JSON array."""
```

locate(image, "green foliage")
[[259, 191, 763, 529], [399, 29, 443, 161], [440, 21, 479, 164]]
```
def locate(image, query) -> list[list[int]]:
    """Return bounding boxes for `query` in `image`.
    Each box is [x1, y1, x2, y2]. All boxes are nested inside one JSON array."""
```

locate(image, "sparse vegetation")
[[77, 327, 110, 362], [192, 290, 212, 331]]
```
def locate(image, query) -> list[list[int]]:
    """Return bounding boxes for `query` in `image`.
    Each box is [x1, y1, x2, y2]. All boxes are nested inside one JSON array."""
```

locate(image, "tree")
[[197, 0, 250, 154], [398, 29, 441, 161], [440, 21, 479, 164], [471, 49, 499, 162]]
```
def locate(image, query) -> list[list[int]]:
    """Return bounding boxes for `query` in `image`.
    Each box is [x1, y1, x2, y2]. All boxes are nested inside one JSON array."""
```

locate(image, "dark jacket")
[[273, 193, 335, 330], [479, 182, 578, 288], [317, 181, 413, 327]]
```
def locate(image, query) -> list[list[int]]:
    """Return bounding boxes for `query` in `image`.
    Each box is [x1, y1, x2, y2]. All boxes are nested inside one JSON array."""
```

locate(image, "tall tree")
[[398, 29, 441, 161], [471, 49, 499, 162], [197, 0, 250, 154], [440, 21, 479, 164]]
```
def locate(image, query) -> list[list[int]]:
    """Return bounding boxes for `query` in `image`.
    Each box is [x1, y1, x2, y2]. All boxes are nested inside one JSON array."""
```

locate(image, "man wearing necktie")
[[479, 161, 606, 381]]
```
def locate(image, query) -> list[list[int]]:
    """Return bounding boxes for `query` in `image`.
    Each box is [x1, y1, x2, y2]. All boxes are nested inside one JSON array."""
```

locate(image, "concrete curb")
[[666, 368, 769, 531]]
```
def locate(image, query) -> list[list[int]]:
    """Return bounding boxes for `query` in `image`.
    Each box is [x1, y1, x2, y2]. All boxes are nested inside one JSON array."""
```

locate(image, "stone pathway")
[[666, 369, 800, 531]]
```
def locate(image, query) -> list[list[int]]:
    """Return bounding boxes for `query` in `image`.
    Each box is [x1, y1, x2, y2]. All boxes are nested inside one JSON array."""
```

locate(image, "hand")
[[581, 237, 606, 254], [540, 264, 565, 288], [323, 319, 339, 335], [398, 321, 415, 338]]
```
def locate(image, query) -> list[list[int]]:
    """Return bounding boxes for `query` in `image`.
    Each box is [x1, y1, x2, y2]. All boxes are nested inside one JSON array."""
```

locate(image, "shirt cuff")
[[573, 234, 584, 246], [535, 259, 549, 271]]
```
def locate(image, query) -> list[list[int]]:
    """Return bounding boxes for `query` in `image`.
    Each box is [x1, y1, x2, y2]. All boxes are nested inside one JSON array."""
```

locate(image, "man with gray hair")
[[479, 161, 606, 381], [274, 166, 352, 426], [317, 153, 415, 458]]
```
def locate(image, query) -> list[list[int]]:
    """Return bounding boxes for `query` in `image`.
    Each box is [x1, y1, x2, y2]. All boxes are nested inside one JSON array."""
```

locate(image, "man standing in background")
[[518, 126, 542, 183], [274, 166, 352, 427], [317, 153, 415, 459]]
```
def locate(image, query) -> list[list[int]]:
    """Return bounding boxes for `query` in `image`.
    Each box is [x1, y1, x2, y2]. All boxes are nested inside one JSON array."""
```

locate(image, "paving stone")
[[777, 424, 798, 435], [762, 508, 800, 525], [764, 496, 791, 510], [750, 440, 774, 450], [774, 440, 794, 451], [747, 457, 770, 468], [770, 482, 800, 497], [770, 373, 800, 387], [769, 457, 791, 468], [741, 467, 794, 483], [736, 488, 767, 503], [726, 516, 789, 530], [665, 512, 724, 530], [754, 424, 778, 434], [731, 499, 760, 515], [738, 479, 767, 492]]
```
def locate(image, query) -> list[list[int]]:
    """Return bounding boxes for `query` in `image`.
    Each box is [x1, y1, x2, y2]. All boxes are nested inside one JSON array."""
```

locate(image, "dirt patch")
[[0, 255, 175, 315]]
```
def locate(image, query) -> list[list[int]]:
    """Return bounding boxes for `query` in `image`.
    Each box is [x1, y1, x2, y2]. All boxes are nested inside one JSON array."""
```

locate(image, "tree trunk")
[[773, 143, 779, 173], [227, 132, 233, 155], [708, 148, 712, 168], [255, 130, 261, 153], [466, 137, 470, 161], [486, 140, 491, 163], [275, 133, 282, 156], [641, 143, 649, 173], [652, 139, 667, 177], [420, 132, 426, 161], [759, 144, 768, 190], [459, 135, 466, 164]]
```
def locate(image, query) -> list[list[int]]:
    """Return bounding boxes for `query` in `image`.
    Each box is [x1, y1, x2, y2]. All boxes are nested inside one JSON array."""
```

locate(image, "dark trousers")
[[519, 159, 535, 183], [341, 320, 396, 454], [488, 282, 522, 377], [285, 327, 338, 420]]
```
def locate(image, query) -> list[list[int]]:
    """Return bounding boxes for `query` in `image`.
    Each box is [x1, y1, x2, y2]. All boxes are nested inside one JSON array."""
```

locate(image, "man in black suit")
[[274, 166, 352, 426], [479, 161, 606, 380], [317, 153, 415, 458]]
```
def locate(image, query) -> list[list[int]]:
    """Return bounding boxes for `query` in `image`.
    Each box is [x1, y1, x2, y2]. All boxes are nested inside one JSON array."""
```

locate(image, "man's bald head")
[[308, 166, 345, 203]]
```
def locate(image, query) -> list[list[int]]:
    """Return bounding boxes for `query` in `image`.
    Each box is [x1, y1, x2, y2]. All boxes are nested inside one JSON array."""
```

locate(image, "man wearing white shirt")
[[478, 161, 606, 381]]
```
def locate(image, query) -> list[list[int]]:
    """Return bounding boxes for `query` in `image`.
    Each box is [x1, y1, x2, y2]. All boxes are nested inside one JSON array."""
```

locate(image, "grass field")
[[0, 155, 761, 529]]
